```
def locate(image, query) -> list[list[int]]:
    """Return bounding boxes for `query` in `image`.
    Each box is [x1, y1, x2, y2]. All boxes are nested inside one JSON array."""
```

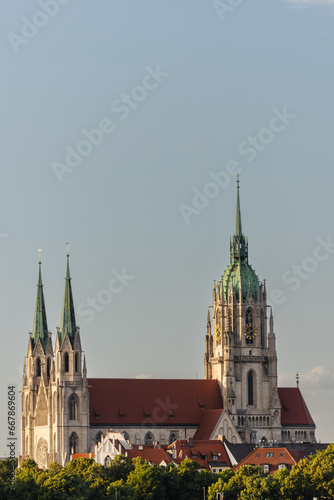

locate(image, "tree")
[[127, 457, 167, 500]]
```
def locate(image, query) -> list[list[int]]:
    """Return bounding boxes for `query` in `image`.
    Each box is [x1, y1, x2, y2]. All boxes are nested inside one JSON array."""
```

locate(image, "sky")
[[0, 0, 334, 455]]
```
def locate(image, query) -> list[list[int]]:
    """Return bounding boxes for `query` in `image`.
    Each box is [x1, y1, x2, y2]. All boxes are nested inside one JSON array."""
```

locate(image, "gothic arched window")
[[47, 357, 51, 378], [144, 431, 154, 445], [104, 455, 111, 466], [36, 357, 41, 377], [64, 352, 69, 373], [69, 394, 78, 420], [69, 432, 78, 455], [246, 308, 253, 324], [122, 431, 130, 442], [248, 371, 254, 406], [95, 431, 103, 445], [169, 432, 178, 445], [74, 352, 79, 373]]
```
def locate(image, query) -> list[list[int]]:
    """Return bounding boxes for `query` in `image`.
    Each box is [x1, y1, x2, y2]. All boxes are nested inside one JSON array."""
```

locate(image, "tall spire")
[[235, 174, 242, 236], [230, 176, 248, 264], [59, 244, 77, 346], [32, 250, 49, 350]]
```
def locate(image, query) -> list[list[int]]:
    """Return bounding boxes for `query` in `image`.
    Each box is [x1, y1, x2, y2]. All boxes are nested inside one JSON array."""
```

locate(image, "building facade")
[[204, 178, 315, 444], [19, 181, 316, 468]]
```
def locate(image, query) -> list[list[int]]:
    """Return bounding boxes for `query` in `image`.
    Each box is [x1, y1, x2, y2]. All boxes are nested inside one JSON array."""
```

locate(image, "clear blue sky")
[[1, 0, 334, 454]]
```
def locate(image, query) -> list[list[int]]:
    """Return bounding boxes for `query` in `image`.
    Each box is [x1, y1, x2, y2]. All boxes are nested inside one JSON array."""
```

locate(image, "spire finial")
[[235, 175, 242, 237], [38, 249, 42, 263], [66, 242, 69, 256], [296, 372, 300, 388]]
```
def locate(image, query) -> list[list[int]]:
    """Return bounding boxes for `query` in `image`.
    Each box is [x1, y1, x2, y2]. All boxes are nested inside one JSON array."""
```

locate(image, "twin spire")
[[32, 254, 49, 349], [32, 246, 77, 351]]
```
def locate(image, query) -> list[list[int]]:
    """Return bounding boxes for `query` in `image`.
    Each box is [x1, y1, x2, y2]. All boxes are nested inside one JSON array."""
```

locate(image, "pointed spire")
[[269, 307, 274, 333], [32, 251, 49, 350], [83, 355, 87, 383], [230, 175, 248, 266], [59, 244, 77, 346], [235, 174, 242, 236]]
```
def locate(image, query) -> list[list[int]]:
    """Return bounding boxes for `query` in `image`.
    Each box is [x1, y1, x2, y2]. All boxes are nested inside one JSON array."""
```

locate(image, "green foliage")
[[127, 457, 167, 500], [12, 446, 334, 500]]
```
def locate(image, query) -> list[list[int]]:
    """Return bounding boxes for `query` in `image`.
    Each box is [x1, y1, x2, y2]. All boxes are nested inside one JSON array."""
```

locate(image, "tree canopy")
[[2, 445, 334, 499]]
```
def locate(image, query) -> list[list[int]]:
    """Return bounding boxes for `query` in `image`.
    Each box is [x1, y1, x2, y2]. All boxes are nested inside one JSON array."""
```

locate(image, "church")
[[19, 179, 316, 468]]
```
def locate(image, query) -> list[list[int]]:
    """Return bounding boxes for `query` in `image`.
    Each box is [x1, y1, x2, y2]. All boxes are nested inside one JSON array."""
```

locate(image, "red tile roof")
[[233, 447, 299, 474], [278, 388, 315, 426], [194, 409, 224, 440], [88, 378, 223, 426], [167, 439, 231, 471], [126, 445, 172, 465]]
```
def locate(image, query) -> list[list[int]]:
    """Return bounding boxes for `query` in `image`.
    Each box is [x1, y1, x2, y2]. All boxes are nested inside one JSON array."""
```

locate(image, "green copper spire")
[[58, 246, 77, 346], [32, 251, 49, 350], [235, 174, 242, 236], [230, 175, 247, 265], [220, 178, 259, 300]]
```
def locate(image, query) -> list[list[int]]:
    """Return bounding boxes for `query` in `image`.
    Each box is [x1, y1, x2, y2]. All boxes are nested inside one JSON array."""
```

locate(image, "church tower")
[[53, 248, 90, 465], [205, 178, 281, 443], [20, 249, 90, 468], [20, 253, 55, 468]]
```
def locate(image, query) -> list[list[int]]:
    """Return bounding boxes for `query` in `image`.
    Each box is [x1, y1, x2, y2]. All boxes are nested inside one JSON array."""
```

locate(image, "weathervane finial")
[[296, 372, 300, 388]]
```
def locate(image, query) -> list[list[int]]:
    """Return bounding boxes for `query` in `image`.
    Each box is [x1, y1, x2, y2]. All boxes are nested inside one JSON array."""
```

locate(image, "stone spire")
[[32, 252, 49, 351], [58, 245, 77, 346]]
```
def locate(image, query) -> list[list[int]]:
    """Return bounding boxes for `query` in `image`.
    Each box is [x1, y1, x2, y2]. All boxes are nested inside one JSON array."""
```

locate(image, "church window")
[[104, 455, 111, 466], [47, 357, 51, 378], [69, 394, 78, 420], [36, 357, 41, 377], [64, 352, 69, 372], [69, 432, 78, 455], [95, 431, 103, 445], [169, 432, 178, 444], [144, 431, 155, 445], [248, 371, 254, 405], [246, 309, 253, 324], [75, 353, 79, 372], [122, 431, 130, 442]]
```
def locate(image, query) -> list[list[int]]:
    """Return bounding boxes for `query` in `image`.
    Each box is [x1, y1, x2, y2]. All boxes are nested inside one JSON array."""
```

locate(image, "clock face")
[[215, 324, 222, 340], [243, 323, 258, 340]]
